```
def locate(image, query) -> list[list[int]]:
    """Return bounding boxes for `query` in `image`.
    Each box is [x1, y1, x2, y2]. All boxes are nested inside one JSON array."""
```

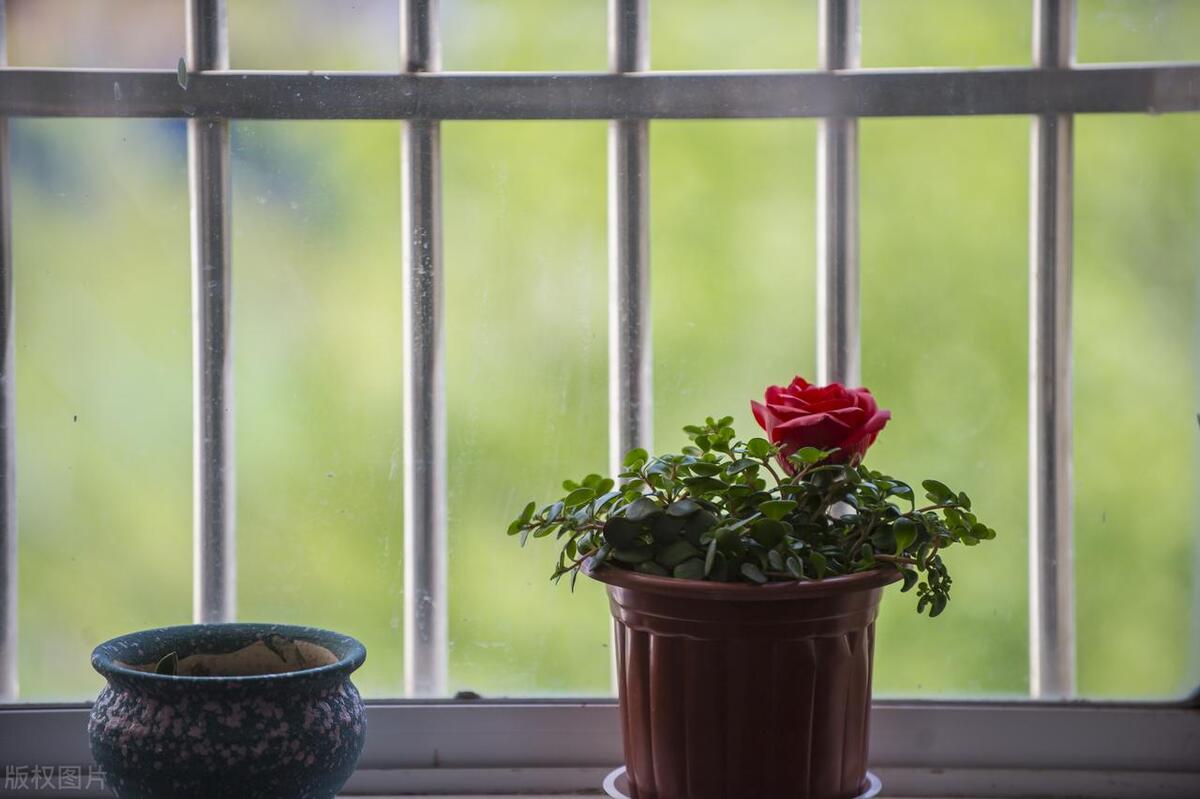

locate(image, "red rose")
[[751, 376, 891, 471]]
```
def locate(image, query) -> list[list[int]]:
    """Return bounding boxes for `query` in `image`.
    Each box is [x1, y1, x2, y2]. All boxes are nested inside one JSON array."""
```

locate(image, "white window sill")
[[2, 700, 1198, 797]]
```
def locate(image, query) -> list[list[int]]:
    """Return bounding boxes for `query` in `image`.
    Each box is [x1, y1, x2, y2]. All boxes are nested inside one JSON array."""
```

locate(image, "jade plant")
[[508, 376, 996, 616]]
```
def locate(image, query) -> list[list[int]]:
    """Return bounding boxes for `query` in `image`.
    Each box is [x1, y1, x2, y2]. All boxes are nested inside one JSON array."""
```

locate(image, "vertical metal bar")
[[0, 0, 17, 701], [1029, 0, 1076, 699], [187, 0, 234, 624], [401, 0, 447, 698], [816, 0, 861, 387], [608, 0, 650, 478]]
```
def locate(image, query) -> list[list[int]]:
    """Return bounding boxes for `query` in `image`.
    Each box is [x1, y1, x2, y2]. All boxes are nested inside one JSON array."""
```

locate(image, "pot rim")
[[91, 622, 366, 686], [586, 562, 902, 601]]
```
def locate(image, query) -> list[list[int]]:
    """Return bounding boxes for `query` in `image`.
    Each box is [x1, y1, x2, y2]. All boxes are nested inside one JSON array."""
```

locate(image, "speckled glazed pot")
[[89, 623, 366, 799], [589, 565, 901, 799]]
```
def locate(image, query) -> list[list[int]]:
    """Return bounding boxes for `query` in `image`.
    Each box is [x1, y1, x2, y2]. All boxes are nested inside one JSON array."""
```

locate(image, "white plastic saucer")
[[602, 767, 883, 799]]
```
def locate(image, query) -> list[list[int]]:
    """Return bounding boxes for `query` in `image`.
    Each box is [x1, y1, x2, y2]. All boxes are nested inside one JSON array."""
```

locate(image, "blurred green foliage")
[[8, 0, 1198, 700]]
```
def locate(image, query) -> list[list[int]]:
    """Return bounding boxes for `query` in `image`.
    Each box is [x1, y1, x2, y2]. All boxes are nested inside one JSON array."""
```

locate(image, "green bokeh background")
[[8, 0, 1199, 700]]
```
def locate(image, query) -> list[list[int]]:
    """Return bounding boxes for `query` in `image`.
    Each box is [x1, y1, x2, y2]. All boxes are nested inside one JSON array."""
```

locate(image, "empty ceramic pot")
[[89, 623, 366, 799]]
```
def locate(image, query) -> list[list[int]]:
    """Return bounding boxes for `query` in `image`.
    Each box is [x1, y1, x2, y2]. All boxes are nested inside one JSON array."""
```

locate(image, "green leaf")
[[957, 491, 972, 510], [922, 479, 953, 503], [666, 498, 701, 517], [155, 651, 178, 676], [635, 561, 669, 577], [625, 496, 662, 522], [506, 518, 524, 536], [746, 438, 772, 458], [673, 558, 706, 581], [656, 539, 702, 568], [704, 538, 718, 576], [725, 459, 760, 476], [613, 546, 654, 564], [652, 514, 685, 545], [792, 447, 830, 464], [545, 501, 565, 523], [757, 499, 798, 521], [893, 518, 918, 554], [564, 487, 596, 507], [683, 510, 718, 546], [740, 562, 768, 584], [749, 518, 791, 548], [767, 549, 784, 572], [603, 517, 642, 549], [519, 501, 537, 523], [785, 556, 803, 579], [623, 448, 649, 468], [810, 550, 828, 578], [683, 476, 727, 494], [688, 461, 723, 477], [900, 568, 919, 592]]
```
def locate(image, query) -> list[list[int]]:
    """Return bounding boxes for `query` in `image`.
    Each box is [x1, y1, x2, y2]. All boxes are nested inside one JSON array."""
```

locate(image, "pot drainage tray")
[[602, 767, 882, 799]]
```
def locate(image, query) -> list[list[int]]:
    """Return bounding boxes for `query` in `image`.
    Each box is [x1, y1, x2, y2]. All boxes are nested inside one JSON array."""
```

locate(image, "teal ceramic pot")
[[89, 623, 366, 799]]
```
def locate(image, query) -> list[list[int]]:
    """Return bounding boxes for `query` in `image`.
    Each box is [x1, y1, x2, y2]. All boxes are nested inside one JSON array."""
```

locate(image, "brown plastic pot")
[[589, 565, 901, 799]]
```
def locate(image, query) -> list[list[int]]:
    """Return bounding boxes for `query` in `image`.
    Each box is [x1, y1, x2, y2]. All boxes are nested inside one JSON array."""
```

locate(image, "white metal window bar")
[[0, 5, 1197, 794], [400, 0, 448, 700]]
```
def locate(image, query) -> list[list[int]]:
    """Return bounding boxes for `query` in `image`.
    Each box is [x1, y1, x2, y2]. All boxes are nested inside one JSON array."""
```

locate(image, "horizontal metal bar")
[[1, 64, 1198, 119]]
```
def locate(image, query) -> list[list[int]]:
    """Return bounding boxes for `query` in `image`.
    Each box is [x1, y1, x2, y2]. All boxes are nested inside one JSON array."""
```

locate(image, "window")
[[0, 0, 1197, 795]]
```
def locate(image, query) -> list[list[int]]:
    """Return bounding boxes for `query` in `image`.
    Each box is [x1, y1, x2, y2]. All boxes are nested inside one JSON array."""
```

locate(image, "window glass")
[[442, 121, 610, 696], [442, 0, 604, 71], [861, 0, 1029, 68], [5, 0, 1199, 704], [14, 119, 191, 700], [651, 0, 817, 70], [861, 117, 1029, 696], [1074, 114, 1200, 698], [232, 121, 407, 697], [230, 0, 398, 71], [1077, 0, 1200, 63], [7, 0, 184, 68]]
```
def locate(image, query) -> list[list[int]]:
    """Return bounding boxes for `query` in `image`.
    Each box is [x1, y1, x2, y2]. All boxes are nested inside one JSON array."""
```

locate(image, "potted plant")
[[509, 376, 996, 799], [89, 623, 367, 799]]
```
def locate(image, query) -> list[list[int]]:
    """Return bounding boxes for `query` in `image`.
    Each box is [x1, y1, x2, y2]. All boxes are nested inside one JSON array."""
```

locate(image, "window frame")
[[0, 0, 1199, 795]]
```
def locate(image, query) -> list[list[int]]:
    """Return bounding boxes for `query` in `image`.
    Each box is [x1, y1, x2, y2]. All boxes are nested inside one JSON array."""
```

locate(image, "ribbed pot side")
[[590, 567, 901, 799]]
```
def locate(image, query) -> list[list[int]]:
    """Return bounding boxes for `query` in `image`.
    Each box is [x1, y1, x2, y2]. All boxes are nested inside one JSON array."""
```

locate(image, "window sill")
[[1, 699, 1197, 797]]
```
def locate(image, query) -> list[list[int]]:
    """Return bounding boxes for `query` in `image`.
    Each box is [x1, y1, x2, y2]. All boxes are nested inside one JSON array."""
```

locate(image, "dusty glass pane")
[[229, 0, 398, 71], [7, 0, 184, 68], [861, 0, 1029, 68], [1074, 114, 1200, 698], [13, 119, 191, 700], [231, 121, 406, 697], [861, 117, 1029, 696], [651, 0, 817, 70], [1077, 0, 1200, 63], [442, 0, 605, 71], [651, 120, 816, 442], [443, 121, 610, 696]]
